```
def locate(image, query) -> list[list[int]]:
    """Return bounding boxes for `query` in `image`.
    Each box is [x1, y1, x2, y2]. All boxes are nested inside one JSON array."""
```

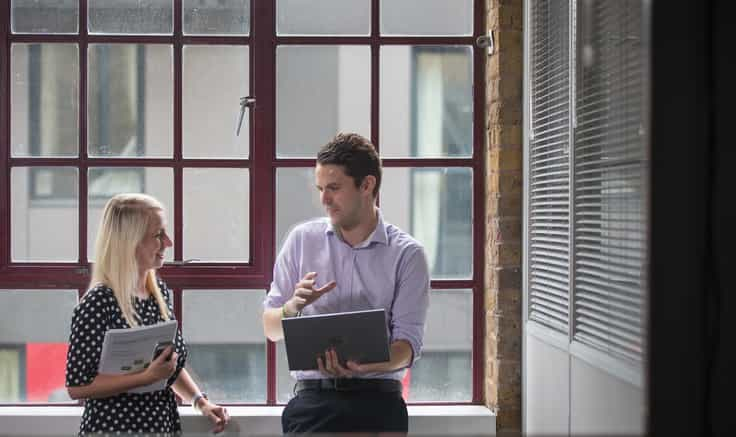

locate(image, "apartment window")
[[525, 0, 649, 380], [1, 0, 485, 405]]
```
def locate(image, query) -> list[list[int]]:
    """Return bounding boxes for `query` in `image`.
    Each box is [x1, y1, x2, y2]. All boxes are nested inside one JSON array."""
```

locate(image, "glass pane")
[[277, 46, 370, 158], [407, 289, 472, 402], [89, 0, 172, 35], [382, 168, 473, 279], [0, 290, 77, 403], [87, 167, 174, 262], [183, 168, 249, 262], [11, 167, 78, 262], [88, 44, 173, 158], [277, 0, 369, 36], [183, 0, 250, 35], [183, 290, 265, 402], [275, 168, 322, 403], [380, 46, 473, 157], [277, 341, 294, 403], [276, 168, 323, 253], [11, 44, 79, 157], [381, 0, 472, 36], [12, 0, 78, 34], [183, 46, 250, 159]]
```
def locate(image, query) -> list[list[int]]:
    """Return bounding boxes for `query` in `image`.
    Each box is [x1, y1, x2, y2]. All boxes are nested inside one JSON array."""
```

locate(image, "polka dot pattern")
[[65, 280, 188, 435]]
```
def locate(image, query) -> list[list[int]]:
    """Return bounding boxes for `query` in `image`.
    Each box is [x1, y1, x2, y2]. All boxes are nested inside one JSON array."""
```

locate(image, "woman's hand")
[[196, 399, 230, 434], [143, 346, 178, 383]]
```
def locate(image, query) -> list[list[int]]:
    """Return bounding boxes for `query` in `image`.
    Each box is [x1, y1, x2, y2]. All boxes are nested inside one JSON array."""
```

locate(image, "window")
[[1, 0, 485, 405], [525, 0, 649, 380]]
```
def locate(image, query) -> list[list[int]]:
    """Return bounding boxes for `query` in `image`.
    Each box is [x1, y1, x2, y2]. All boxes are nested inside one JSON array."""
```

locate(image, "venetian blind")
[[572, 0, 648, 362], [528, 0, 571, 333]]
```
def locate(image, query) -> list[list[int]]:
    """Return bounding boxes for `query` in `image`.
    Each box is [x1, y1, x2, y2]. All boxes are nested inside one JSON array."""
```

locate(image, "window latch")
[[476, 30, 494, 55], [236, 96, 256, 136]]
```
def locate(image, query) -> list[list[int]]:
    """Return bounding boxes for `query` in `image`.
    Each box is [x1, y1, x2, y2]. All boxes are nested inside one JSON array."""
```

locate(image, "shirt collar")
[[325, 209, 389, 247]]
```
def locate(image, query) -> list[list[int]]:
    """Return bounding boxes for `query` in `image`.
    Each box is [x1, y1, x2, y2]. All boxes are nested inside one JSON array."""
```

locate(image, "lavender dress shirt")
[[264, 211, 430, 381]]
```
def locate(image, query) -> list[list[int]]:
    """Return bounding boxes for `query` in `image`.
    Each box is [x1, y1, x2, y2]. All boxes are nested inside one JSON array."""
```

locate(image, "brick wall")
[[485, 0, 523, 434]]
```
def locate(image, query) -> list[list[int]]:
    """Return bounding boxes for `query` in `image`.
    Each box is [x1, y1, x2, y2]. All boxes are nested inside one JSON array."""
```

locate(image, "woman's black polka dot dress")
[[65, 280, 188, 436]]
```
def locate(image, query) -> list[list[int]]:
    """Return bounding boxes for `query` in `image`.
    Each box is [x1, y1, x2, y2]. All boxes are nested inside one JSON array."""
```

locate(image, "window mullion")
[[251, 0, 278, 406], [1, 1, 10, 269]]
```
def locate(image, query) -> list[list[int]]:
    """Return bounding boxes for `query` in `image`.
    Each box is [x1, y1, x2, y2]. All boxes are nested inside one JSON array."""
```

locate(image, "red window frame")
[[0, 0, 486, 406]]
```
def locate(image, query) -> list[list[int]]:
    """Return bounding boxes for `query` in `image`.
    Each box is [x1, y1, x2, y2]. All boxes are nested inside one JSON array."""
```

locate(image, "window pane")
[[183, 168, 249, 262], [382, 168, 473, 279], [407, 289, 472, 401], [11, 167, 78, 262], [89, 0, 172, 35], [277, 46, 370, 158], [183, 290, 265, 402], [11, 43, 79, 158], [276, 341, 293, 403], [87, 167, 174, 262], [183, 0, 250, 35], [381, 0, 472, 36], [12, 0, 78, 34], [183, 46, 250, 159], [380, 46, 472, 158], [88, 44, 173, 158], [276, 168, 323, 253], [0, 290, 77, 403], [277, 0, 369, 36], [275, 168, 322, 403]]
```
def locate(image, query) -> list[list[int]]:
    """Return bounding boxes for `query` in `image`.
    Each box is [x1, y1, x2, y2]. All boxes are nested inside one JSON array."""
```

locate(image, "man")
[[262, 133, 430, 434]]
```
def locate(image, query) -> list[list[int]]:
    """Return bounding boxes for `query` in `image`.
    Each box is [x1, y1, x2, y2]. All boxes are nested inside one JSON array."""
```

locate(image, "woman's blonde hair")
[[90, 193, 170, 327]]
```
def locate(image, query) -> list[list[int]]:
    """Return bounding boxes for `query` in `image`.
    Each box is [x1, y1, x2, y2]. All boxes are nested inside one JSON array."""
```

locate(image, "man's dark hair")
[[317, 133, 382, 197]]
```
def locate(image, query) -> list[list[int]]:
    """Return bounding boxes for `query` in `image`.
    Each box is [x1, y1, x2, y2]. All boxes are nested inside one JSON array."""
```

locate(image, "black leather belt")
[[295, 378, 402, 393]]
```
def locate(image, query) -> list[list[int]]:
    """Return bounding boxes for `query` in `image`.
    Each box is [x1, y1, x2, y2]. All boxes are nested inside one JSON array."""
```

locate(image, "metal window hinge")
[[476, 30, 494, 55]]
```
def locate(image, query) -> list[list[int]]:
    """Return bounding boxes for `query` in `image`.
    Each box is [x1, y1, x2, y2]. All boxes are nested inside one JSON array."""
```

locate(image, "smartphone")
[[152, 341, 174, 361]]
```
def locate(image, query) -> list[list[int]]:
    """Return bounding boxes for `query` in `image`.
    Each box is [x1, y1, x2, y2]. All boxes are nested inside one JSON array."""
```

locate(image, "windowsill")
[[0, 405, 495, 435]]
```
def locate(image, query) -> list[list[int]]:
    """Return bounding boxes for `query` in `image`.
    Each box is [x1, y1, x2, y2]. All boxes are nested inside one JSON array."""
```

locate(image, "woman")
[[65, 193, 229, 435]]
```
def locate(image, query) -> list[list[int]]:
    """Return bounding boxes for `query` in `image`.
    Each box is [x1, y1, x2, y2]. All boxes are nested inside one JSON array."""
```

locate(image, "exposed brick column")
[[485, 0, 523, 435]]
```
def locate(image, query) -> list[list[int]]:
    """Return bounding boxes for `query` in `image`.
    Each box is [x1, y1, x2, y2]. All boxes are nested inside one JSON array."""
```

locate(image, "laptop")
[[281, 308, 390, 371]]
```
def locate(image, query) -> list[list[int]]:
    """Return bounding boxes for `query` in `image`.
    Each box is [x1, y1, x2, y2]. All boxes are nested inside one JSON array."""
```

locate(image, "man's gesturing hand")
[[283, 272, 336, 316]]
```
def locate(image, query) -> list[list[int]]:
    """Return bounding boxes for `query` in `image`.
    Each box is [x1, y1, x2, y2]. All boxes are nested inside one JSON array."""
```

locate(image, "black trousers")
[[282, 388, 408, 434]]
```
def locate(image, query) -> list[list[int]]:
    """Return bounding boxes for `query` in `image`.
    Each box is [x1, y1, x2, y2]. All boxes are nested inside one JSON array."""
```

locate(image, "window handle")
[[167, 258, 200, 266], [236, 96, 256, 136]]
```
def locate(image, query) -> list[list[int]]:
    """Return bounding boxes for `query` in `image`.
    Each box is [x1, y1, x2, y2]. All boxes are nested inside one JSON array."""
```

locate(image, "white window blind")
[[572, 0, 648, 363], [527, 0, 649, 368], [528, 0, 571, 333]]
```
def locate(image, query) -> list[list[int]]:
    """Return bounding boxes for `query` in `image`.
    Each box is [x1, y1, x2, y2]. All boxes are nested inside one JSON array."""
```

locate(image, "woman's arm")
[[68, 372, 154, 400], [172, 368, 230, 433], [67, 346, 177, 400]]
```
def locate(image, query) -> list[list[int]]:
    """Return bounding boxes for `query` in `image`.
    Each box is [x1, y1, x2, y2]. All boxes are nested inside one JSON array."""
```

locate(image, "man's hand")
[[317, 348, 386, 378], [283, 272, 336, 316], [317, 340, 414, 377], [318, 348, 358, 378]]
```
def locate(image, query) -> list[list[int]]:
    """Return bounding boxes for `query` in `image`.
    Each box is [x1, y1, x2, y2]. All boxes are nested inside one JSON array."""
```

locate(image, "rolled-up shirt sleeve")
[[389, 244, 430, 367], [264, 228, 300, 310]]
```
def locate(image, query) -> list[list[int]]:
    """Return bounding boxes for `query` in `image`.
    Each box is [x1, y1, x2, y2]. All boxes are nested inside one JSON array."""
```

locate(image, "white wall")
[[570, 357, 645, 435], [525, 331, 569, 436], [524, 326, 645, 435]]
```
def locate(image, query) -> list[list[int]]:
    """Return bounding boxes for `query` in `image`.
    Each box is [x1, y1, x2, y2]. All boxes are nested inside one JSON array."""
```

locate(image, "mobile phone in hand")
[[153, 341, 174, 361]]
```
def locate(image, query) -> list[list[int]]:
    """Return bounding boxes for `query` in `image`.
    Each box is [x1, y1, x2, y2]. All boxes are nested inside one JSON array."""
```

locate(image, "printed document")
[[98, 320, 178, 393]]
